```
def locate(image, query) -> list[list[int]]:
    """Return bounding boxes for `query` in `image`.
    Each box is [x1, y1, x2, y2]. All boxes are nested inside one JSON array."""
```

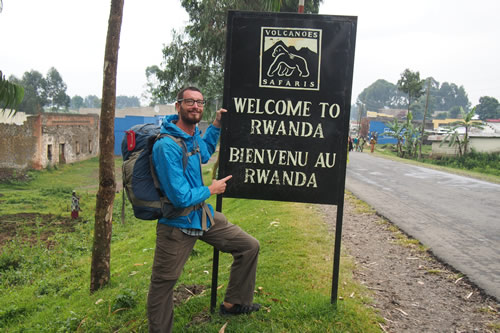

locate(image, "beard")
[[179, 105, 203, 125]]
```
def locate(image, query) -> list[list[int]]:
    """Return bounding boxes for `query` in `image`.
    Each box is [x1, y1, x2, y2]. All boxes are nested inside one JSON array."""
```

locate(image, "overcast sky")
[[1, 0, 499, 106]]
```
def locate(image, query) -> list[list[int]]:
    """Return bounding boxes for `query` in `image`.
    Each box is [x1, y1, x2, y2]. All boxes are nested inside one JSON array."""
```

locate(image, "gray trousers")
[[147, 211, 259, 333]]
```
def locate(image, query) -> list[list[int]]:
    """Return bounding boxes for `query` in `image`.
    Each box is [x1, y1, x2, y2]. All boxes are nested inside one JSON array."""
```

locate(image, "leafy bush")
[[40, 186, 73, 196], [35, 280, 61, 296], [425, 151, 500, 176], [0, 250, 22, 272], [111, 289, 137, 313]]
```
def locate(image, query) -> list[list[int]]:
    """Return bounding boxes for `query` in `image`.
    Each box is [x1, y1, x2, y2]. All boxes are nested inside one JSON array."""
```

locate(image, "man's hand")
[[213, 108, 227, 128], [208, 175, 232, 195]]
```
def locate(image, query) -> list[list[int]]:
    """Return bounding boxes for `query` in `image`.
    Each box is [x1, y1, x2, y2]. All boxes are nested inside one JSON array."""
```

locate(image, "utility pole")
[[357, 103, 364, 137], [419, 78, 431, 159]]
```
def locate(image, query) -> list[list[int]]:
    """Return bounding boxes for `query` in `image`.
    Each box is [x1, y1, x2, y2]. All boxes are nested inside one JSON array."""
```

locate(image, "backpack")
[[121, 123, 197, 220]]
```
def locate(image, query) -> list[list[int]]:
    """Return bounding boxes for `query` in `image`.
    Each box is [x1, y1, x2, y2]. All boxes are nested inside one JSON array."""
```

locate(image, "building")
[[1, 104, 211, 178], [0, 113, 99, 174], [78, 105, 176, 118], [427, 120, 500, 156]]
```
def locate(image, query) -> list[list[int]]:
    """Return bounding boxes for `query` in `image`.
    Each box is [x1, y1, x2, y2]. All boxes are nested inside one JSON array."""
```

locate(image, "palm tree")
[[386, 118, 405, 157], [403, 111, 421, 158], [0, 70, 24, 115], [1, 0, 25, 115], [440, 107, 484, 157]]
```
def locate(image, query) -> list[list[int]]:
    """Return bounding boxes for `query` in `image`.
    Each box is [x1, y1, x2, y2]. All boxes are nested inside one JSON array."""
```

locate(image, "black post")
[[331, 138, 349, 304], [210, 194, 223, 312], [331, 194, 345, 304]]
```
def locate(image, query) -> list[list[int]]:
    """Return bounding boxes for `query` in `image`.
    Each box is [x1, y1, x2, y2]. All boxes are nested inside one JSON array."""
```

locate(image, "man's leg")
[[200, 212, 259, 306], [147, 224, 197, 333]]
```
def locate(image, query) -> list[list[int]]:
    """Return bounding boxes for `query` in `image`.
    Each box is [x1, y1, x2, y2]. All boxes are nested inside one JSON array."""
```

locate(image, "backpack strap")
[[149, 134, 187, 199], [150, 134, 212, 228]]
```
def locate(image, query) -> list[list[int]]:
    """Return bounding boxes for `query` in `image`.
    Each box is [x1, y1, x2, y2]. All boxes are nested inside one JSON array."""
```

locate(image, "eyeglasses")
[[178, 98, 206, 106]]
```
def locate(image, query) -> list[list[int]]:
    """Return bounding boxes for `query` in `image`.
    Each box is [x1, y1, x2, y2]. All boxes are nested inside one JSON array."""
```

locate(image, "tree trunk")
[[90, 0, 124, 293]]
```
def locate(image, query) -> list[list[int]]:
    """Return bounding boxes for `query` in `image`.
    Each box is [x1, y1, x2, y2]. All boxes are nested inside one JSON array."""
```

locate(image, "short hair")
[[177, 86, 201, 101]]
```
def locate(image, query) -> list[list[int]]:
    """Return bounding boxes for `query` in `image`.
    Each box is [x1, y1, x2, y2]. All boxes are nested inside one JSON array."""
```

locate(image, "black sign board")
[[219, 11, 357, 205]]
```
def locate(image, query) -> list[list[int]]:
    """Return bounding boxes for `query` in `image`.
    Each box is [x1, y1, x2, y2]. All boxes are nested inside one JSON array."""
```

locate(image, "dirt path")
[[318, 194, 500, 333]]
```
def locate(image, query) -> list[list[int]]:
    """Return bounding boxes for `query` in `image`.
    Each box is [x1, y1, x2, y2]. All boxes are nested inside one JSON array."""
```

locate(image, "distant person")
[[348, 136, 353, 152], [71, 191, 81, 219], [148, 86, 260, 333], [353, 137, 359, 151], [358, 137, 365, 152], [370, 137, 376, 153]]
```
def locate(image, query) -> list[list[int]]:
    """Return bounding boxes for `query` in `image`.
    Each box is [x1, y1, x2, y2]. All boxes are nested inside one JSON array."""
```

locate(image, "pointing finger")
[[220, 175, 232, 182]]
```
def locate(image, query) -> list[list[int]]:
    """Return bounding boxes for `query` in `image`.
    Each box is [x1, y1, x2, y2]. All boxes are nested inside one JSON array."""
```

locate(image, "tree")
[[0, 70, 24, 115], [0, 3, 24, 115], [402, 111, 420, 158], [149, 0, 321, 120], [90, 0, 124, 293], [70, 95, 84, 110], [448, 105, 461, 118], [440, 107, 484, 157], [6, 68, 70, 113], [357, 79, 406, 110], [144, 65, 168, 105], [397, 69, 424, 116], [12, 70, 48, 114], [475, 96, 500, 120], [435, 112, 447, 119], [84, 95, 101, 108], [412, 76, 439, 119], [418, 78, 432, 159], [116, 95, 140, 109], [45, 67, 70, 111], [436, 82, 470, 112]]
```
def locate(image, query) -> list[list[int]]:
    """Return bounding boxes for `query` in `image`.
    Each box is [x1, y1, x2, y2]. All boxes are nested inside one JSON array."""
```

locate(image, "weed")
[[111, 289, 137, 313], [345, 191, 375, 214], [0, 305, 28, 327], [56, 311, 83, 332], [35, 280, 61, 296], [487, 321, 500, 331], [426, 269, 445, 275], [0, 250, 22, 272], [40, 186, 73, 196]]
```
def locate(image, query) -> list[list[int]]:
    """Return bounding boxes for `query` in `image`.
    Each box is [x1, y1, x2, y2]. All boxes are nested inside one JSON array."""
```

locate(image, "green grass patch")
[[0, 157, 382, 332]]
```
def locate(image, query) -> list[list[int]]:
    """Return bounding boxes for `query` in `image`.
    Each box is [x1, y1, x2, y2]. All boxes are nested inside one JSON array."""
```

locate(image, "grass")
[[344, 192, 375, 215], [373, 144, 500, 184], [0, 157, 383, 332]]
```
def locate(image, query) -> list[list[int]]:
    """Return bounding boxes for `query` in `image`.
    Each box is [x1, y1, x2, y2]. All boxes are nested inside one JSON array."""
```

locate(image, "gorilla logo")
[[267, 45, 310, 78]]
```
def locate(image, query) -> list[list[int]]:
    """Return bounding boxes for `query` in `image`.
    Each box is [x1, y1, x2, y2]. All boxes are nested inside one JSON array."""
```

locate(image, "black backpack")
[[121, 123, 196, 220]]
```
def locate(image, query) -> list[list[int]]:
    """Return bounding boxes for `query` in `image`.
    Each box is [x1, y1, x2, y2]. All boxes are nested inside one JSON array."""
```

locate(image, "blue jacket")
[[152, 114, 220, 229]]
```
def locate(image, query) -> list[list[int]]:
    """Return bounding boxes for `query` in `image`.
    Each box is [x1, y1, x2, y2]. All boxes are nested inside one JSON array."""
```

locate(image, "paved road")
[[345, 152, 500, 301]]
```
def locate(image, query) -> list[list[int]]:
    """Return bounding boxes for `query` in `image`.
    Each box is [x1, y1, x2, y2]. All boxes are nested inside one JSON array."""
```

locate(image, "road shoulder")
[[318, 193, 500, 332]]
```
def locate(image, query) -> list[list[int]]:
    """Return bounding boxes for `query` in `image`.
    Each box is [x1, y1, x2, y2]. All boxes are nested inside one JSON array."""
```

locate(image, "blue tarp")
[[368, 120, 397, 144], [114, 116, 165, 155]]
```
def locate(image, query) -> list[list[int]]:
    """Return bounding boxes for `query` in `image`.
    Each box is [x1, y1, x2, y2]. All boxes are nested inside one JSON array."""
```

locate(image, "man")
[[148, 87, 260, 332]]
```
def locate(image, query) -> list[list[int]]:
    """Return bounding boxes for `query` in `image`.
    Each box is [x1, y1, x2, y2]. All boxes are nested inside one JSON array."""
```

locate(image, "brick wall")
[[0, 117, 38, 169], [0, 113, 100, 172]]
